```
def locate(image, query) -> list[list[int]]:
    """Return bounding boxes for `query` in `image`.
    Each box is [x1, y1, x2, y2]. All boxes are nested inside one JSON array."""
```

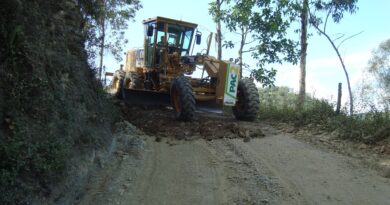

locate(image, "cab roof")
[[143, 16, 198, 29]]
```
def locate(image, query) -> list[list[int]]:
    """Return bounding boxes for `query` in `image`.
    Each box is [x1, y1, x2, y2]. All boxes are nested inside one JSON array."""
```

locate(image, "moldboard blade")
[[123, 89, 171, 105]]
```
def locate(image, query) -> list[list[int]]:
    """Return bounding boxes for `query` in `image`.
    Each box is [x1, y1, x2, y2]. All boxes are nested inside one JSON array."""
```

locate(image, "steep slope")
[[0, 1, 117, 203]]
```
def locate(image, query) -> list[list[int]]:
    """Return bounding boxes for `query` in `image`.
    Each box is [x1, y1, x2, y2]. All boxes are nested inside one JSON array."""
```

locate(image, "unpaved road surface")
[[78, 107, 390, 205]]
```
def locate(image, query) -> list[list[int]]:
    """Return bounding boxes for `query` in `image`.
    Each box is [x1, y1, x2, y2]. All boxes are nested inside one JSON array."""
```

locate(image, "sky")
[[103, 0, 390, 104]]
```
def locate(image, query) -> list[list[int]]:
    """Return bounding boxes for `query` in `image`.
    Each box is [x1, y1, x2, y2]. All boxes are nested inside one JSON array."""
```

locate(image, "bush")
[[0, 1, 119, 203], [258, 86, 390, 143]]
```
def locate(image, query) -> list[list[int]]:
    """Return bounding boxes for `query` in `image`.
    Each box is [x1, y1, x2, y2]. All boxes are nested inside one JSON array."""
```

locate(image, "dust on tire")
[[170, 76, 195, 121], [233, 78, 259, 121]]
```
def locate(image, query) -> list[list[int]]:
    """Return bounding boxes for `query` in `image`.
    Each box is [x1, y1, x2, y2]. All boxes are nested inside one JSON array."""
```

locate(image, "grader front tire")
[[233, 79, 260, 121], [170, 76, 195, 121]]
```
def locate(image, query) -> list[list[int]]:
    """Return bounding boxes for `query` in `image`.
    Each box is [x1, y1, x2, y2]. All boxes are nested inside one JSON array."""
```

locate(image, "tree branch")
[[244, 39, 256, 45], [337, 31, 364, 49], [323, 5, 333, 32], [332, 33, 345, 42], [312, 22, 354, 115], [242, 49, 256, 53]]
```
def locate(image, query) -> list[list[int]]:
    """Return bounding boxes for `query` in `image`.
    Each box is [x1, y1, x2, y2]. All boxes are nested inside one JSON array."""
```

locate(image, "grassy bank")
[[258, 87, 390, 143]]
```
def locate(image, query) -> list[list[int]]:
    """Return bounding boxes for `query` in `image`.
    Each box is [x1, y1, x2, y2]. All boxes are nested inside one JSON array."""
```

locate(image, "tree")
[[209, 0, 225, 60], [367, 39, 390, 107], [214, 0, 299, 87], [298, 0, 309, 109], [309, 0, 359, 115], [80, 0, 142, 80]]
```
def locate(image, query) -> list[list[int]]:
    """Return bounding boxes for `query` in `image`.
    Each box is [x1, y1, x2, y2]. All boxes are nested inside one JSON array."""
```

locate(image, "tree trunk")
[[336, 82, 342, 114], [312, 24, 354, 115], [216, 0, 222, 60], [238, 26, 248, 78], [298, 0, 308, 109], [98, 16, 105, 81], [238, 33, 244, 78]]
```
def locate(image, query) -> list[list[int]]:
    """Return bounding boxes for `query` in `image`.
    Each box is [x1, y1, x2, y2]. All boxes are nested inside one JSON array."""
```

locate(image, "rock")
[[380, 145, 386, 153], [331, 130, 340, 137], [358, 143, 368, 149], [245, 130, 250, 138], [229, 123, 239, 134], [286, 127, 296, 133], [115, 150, 126, 157], [260, 199, 269, 204], [119, 188, 125, 196], [238, 129, 246, 138], [381, 167, 390, 178], [319, 138, 327, 143]]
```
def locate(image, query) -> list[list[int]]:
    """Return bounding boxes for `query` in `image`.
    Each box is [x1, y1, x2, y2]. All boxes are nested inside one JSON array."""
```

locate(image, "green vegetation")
[[367, 38, 390, 108], [81, 0, 142, 79], [209, 0, 299, 86], [309, 0, 360, 115], [258, 86, 390, 143], [0, 0, 123, 203]]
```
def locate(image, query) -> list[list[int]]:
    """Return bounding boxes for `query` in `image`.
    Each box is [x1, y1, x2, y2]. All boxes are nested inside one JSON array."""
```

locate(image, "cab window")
[[145, 22, 155, 67]]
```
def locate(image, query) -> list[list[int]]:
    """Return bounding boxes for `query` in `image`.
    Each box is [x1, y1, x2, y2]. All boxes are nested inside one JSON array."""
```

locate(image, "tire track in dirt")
[[78, 107, 390, 205], [207, 139, 304, 205], [121, 138, 230, 205], [229, 127, 390, 205]]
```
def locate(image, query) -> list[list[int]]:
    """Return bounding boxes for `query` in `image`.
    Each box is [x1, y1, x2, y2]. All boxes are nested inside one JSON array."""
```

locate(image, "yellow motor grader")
[[111, 16, 259, 121]]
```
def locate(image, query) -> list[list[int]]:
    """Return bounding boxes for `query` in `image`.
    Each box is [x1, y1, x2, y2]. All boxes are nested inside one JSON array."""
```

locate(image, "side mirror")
[[147, 25, 154, 37], [195, 31, 202, 45]]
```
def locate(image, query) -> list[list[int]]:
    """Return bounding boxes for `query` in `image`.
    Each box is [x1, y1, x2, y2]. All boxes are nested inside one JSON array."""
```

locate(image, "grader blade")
[[122, 88, 223, 113], [195, 100, 223, 114], [122, 89, 171, 105]]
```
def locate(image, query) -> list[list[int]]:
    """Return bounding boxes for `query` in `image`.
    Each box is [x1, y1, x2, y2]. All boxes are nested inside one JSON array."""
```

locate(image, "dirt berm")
[[77, 105, 390, 205]]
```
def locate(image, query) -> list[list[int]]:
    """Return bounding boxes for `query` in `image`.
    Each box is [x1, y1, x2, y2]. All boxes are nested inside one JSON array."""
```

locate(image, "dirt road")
[[78, 108, 390, 205]]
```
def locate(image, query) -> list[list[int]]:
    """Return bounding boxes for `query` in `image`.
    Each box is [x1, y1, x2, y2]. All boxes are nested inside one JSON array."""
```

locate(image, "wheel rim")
[[172, 88, 181, 113]]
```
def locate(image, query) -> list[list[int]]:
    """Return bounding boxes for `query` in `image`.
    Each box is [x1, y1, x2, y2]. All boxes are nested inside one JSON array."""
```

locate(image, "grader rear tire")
[[170, 76, 195, 121], [233, 79, 259, 121]]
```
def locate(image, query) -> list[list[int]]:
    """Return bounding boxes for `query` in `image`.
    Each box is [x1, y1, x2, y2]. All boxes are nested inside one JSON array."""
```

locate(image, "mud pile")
[[120, 104, 265, 141]]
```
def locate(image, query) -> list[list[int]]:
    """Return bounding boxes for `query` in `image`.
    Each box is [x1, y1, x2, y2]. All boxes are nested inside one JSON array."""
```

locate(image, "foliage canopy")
[[210, 0, 299, 87]]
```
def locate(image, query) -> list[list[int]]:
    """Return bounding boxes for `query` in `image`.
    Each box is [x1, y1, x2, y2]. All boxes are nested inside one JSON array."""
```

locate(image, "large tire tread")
[[233, 78, 260, 121], [171, 76, 195, 121]]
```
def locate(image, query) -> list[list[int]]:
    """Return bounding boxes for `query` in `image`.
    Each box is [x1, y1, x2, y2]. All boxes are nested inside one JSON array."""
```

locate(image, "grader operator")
[[111, 16, 259, 121]]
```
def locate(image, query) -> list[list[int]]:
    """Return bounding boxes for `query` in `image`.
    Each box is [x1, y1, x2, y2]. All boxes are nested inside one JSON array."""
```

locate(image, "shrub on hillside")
[[258, 86, 390, 143]]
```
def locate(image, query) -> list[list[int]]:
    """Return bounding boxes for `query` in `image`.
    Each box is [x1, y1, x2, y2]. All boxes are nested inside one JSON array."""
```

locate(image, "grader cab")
[[111, 16, 259, 121]]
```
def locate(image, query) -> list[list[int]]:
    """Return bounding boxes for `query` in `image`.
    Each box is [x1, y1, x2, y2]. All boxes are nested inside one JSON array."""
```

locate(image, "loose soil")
[[121, 105, 265, 141], [78, 105, 390, 205]]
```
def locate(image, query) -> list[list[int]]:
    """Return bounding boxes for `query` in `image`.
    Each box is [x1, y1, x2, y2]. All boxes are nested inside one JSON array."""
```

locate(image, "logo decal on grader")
[[223, 63, 240, 106]]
